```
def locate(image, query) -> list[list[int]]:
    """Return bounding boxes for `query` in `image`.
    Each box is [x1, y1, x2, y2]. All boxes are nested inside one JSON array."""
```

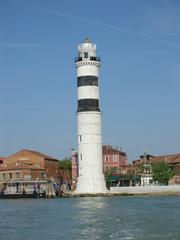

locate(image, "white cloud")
[[8, 0, 180, 49]]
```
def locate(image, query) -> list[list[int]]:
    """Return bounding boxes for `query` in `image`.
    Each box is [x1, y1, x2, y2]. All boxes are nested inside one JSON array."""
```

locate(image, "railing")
[[90, 56, 100, 61], [75, 56, 101, 62], [75, 57, 82, 62]]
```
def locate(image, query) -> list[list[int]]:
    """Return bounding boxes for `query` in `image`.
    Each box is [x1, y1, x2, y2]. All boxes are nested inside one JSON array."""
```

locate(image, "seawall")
[[110, 185, 180, 195], [64, 185, 180, 197]]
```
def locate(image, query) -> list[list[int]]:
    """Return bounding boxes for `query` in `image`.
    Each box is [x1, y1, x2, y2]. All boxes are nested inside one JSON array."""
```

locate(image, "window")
[[106, 166, 109, 171], [121, 170, 126, 174], [79, 153, 82, 161], [16, 173, 19, 179], [104, 156, 109, 162], [79, 135, 82, 142], [9, 173, 12, 179], [112, 167, 117, 173], [84, 52, 88, 58], [3, 173, 6, 180], [112, 155, 118, 162]]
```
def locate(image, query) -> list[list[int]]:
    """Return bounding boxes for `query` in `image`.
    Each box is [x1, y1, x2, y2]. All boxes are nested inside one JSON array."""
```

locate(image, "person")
[[16, 182, 19, 193], [33, 183, 38, 198], [68, 182, 71, 191], [22, 188, 26, 194], [0, 184, 4, 195], [37, 184, 41, 194], [59, 190, 64, 197], [53, 183, 60, 197]]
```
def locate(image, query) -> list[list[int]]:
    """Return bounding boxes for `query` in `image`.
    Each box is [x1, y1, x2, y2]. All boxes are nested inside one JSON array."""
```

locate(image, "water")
[[0, 196, 180, 240]]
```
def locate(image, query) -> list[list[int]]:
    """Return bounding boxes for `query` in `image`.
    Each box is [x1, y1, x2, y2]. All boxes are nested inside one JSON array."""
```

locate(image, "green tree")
[[59, 158, 72, 181], [152, 161, 173, 185], [136, 164, 144, 174], [105, 168, 116, 189]]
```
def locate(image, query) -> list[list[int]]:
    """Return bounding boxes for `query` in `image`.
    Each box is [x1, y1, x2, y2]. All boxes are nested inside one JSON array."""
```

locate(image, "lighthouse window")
[[79, 135, 82, 142], [79, 153, 82, 160], [84, 52, 88, 58]]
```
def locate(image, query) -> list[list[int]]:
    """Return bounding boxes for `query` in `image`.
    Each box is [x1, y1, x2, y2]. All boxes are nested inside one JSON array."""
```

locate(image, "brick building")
[[129, 152, 180, 185], [0, 157, 5, 165], [102, 145, 127, 174], [0, 149, 60, 183], [71, 145, 127, 190]]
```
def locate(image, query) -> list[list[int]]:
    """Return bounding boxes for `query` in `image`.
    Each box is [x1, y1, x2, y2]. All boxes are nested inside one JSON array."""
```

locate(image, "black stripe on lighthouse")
[[77, 76, 98, 87], [77, 99, 100, 112]]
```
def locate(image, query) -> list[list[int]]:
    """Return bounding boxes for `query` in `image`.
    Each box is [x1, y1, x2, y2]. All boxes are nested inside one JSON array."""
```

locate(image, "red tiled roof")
[[151, 153, 180, 164], [0, 149, 59, 172], [0, 157, 5, 162], [7, 149, 59, 161], [103, 145, 126, 156], [132, 153, 180, 165]]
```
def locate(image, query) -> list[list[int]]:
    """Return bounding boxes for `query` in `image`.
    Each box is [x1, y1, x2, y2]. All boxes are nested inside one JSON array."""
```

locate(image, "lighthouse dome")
[[83, 37, 91, 43]]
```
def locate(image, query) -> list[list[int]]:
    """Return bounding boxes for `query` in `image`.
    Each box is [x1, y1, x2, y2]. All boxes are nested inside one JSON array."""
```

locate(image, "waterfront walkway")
[[110, 185, 180, 195], [63, 185, 180, 197]]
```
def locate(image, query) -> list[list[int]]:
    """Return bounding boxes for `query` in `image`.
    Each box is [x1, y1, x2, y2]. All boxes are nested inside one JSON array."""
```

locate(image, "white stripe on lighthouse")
[[76, 64, 99, 77], [78, 86, 99, 100]]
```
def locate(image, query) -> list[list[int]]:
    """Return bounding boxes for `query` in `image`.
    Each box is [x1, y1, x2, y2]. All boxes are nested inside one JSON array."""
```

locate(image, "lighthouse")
[[75, 37, 107, 193]]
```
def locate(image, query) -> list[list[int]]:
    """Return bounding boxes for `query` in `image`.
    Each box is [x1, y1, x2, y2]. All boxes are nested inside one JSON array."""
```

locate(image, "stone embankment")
[[110, 185, 180, 196], [64, 185, 180, 197]]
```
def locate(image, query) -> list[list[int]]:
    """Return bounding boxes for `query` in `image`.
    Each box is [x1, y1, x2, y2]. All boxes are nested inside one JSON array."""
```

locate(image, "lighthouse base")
[[75, 175, 107, 194]]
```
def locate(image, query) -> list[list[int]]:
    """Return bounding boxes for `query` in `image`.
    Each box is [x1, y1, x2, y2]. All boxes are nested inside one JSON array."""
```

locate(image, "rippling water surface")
[[0, 196, 180, 240]]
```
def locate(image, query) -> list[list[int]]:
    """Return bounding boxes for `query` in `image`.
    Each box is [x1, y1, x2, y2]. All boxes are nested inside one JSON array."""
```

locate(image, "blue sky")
[[0, 0, 180, 161]]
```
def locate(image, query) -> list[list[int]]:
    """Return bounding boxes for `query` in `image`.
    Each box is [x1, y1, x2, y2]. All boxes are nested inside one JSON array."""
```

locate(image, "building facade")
[[103, 145, 127, 174], [130, 153, 180, 185], [0, 149, 60, 183]]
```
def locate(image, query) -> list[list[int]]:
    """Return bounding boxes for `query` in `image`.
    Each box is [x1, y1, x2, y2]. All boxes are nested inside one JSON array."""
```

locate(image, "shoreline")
[[1, 191, 180, 199], [63, 191, 180, 198], [1, 185, 180, 199]]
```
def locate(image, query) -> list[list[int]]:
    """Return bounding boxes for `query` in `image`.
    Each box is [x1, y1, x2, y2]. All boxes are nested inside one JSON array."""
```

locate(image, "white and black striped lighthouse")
[[75, 37, 107, 193]]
